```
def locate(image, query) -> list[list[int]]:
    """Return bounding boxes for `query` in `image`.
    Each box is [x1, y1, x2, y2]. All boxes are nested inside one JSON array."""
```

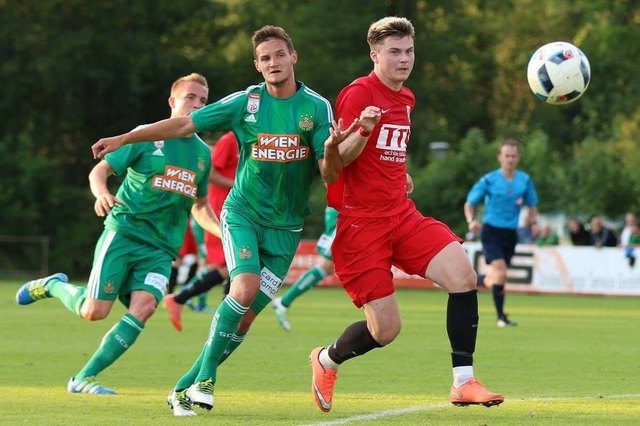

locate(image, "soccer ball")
[[527, 41, 591, 105]]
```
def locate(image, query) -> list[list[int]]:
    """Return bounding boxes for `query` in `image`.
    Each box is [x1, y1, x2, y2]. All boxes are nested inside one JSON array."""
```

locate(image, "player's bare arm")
[[337, 106, 382, 166], [405, 173, 414, 194], [88, 160, 124, 217], [463, 202, 481, 233], [528, 206, 539, 234], [91, 116, 196, 159], [320, 118, 358, 183], [191, 197, 221, 238], [527, 206, 538, 225], [209, 167, 235, 189]]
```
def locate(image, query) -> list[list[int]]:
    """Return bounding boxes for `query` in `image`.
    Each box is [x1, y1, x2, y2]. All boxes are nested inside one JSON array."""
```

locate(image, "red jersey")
[[209, 131, 239, 216], [328, 72, 415, 217]]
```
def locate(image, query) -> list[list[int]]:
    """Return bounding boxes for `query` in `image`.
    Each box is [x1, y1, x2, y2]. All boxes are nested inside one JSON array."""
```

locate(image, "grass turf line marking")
[[301, 404, 447, 426], [299, 394, 640, 426]]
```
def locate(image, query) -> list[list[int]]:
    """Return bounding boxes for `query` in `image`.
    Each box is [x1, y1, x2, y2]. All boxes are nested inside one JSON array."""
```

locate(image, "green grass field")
[[2, 280, 639, 425]]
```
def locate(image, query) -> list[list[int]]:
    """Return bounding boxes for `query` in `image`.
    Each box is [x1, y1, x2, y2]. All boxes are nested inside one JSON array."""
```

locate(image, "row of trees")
[[2, 0, 639, 275]]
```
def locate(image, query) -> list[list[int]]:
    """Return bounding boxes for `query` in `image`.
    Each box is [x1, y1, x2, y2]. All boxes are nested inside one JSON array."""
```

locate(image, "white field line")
[[299, 393, 640, 426]]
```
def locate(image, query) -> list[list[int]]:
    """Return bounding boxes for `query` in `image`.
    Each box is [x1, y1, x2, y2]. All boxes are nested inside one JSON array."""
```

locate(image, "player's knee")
[[371, 322, 401, 346], [465, 269, 478, 289], [128, 302, 156, 323], [80, 306, 109, 321], [447, 268, 477, 293], [229, 282, 259, 306], [466, 269, 478, 290], [493, 270, 507, 283]]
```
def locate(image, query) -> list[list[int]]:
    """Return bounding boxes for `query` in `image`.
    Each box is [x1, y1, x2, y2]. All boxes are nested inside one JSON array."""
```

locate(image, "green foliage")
[[410, 129, 494, 234], [568, 137, 637, 217], [518, 131, 567, 214], [2, 0, 640, 273]]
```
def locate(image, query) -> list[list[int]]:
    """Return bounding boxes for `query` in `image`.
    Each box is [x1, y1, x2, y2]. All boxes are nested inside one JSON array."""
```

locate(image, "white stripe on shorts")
[[221, 209, 235, 271], [87, 230, 116, 299]]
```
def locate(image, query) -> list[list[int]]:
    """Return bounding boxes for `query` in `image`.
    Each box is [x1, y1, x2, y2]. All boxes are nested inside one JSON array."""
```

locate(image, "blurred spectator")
[[517, 215, 538, 244], [619, 211, 637, 246], [535, 225, 559, 246], [623, 221, 640, 267], [568, 218, 590, 246], [589, 216, 618, 247]]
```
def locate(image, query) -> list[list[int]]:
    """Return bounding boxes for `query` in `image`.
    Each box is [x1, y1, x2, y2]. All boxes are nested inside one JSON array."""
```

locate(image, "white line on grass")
[[299, 393, 640, 426]]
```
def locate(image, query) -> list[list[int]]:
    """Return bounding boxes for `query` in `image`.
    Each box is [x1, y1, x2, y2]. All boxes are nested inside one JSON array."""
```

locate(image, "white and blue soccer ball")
[[527, 41, 591, 105]]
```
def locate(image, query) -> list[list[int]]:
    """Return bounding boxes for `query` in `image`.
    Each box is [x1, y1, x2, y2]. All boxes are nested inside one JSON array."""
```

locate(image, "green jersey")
[[104, 135, 211, 257], [191, 81, 332, 230]]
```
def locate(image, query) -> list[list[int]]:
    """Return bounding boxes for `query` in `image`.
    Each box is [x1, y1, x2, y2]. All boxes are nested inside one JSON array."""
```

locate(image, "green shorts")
[[221, 208, 301, 313], [87, 230, 172, 307]]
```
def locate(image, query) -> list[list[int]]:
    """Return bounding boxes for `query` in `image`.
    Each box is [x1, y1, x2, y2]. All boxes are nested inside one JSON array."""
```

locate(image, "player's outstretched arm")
[[91, 116, 196, 159], [191, 197, 221, 239], [320, 118, 358, 183], [336, 106, 381, 166]]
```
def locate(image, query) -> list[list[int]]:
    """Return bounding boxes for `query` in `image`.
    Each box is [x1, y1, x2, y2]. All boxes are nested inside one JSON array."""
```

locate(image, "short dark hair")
[[252, 25, 294, 57]]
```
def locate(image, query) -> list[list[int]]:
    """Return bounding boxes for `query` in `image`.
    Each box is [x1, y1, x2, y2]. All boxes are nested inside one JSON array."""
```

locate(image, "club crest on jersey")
[[298, 114, 314, 132], [238, 246, 252, 260], [103, 281, 115, 294], [154, 141, 165, 149], [247, 93, 261, 114]]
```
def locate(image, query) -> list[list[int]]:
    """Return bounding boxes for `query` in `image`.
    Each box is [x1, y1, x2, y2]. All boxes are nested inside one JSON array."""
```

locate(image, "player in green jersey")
[[272, 206, 337, 331], [15, 73, 221, 398], [91, 26, 375, 416]]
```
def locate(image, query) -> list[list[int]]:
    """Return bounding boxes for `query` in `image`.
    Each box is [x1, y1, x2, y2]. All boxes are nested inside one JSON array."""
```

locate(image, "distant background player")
[[464, 139, 539, 327], [272, 206, 337, 331], [168, 219, 202, 296]]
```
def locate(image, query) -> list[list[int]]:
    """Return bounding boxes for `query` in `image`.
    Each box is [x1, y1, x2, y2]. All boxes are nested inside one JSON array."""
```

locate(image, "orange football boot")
[[450, 379, 504, 407], [309, 347, 337, 412], [164, 294, 183, 331]]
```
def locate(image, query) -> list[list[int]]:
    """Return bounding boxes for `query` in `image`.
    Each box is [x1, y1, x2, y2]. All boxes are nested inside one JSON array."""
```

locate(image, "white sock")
[[452, 366, 474, 388], [319, 346, 339, 370]]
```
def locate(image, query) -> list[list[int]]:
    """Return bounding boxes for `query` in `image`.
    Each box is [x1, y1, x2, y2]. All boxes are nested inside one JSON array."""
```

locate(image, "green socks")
[[195, 296, 248, 383], [218, 331, 247, 365], [174, 318, 248, 391], [47, 280, 87, 315], [281, 266, 326, 307], [76, 313, 144, 380]]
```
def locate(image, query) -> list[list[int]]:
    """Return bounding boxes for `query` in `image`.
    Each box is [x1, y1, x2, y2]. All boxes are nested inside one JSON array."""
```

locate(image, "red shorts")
[[204, 231, 226, 266], [177, 226, 197, 258], [333, 203, 462, 308]]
